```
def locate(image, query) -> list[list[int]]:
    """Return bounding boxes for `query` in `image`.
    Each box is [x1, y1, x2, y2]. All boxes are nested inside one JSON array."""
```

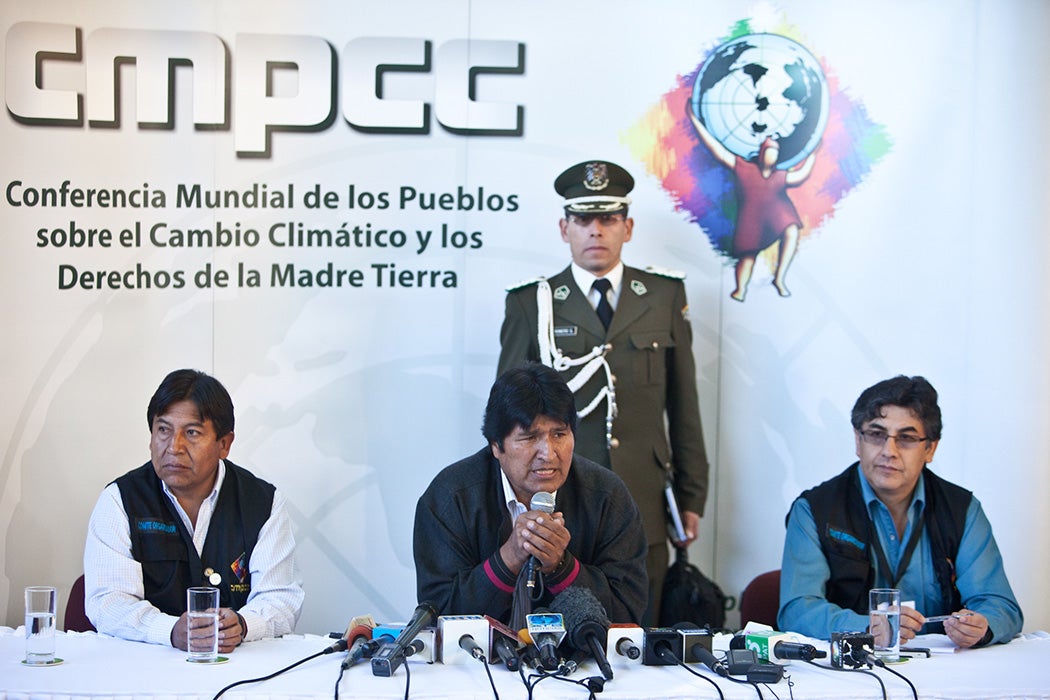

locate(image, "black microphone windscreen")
[[550, 586, 610, 647]]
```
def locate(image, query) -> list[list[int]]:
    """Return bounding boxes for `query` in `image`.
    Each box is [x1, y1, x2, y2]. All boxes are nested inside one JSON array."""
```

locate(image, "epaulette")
[[505, 276, 546, 292], [645, 265, 686, 280]]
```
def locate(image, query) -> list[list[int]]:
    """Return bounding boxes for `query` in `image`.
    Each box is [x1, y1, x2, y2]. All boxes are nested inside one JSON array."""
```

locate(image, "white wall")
[[1, 0, 1046, 637]]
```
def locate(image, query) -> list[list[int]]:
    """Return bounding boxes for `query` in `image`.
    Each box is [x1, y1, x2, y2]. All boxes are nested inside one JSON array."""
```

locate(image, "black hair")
[[146, 369, 235, 437], [850, 375, 942, 441], [482, 363, 577, 450]]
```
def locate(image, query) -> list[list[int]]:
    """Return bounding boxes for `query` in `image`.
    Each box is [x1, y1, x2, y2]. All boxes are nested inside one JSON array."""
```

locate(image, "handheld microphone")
[[830, 631, 876, 669], [642, 627, 683, 665], [485, 615, 522, 671], [337, 623, 376, 666], [516, 631, 542, 669], [738, 629, 803, 665], [343, 631, 394, 670], [371, 601, 437, 677], [608, 623, 643, 663], [404, 639, 426, 657], [524, 609, 566, 670], [692, 642, 728, 676], [673, 623, 713, 664], [341, 637, 368, 668], [526, 492, 556, 588], [438, 615, 490, 664], [773, 639, 826, 661], [459, 634, 486, 661], [551, 586, 615, 680]]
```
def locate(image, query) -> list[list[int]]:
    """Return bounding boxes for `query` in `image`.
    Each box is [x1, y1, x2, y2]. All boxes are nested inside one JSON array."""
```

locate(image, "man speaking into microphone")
[[413, 363, 648, 625]]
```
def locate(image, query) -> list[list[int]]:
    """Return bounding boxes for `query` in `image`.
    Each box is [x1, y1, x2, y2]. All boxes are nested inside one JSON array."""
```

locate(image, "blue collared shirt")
[[778, 464, 1023, 643]]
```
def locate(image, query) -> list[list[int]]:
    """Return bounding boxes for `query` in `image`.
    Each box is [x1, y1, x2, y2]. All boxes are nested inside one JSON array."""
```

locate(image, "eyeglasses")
[[858, 429, 930, 449], [568, 213, 626, 226]]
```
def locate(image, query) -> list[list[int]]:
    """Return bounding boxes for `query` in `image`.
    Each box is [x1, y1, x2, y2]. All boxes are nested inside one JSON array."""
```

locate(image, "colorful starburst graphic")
[[625, 18, 891, 297]]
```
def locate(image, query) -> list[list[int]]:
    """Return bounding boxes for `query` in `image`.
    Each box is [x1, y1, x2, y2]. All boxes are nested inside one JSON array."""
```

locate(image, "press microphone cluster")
[[362, 590, 805, 687]]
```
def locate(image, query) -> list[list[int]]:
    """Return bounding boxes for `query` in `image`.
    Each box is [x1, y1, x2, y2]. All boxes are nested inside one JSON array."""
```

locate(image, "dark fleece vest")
[[115, 461, 274, 616], [794, 464, 970, 615]]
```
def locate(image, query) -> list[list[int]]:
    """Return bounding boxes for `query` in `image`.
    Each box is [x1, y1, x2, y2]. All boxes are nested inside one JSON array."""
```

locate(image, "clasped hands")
[[500, 509, 571, 575], [171, 607, 245, 653]]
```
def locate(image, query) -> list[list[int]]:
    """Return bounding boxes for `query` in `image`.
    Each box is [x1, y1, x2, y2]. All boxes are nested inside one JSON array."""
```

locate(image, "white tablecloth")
[[3, 627, 1049, 699]]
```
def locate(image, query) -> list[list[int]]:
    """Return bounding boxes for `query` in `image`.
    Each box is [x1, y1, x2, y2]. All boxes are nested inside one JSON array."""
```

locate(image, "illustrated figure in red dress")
[[690, 111, 817, 302]]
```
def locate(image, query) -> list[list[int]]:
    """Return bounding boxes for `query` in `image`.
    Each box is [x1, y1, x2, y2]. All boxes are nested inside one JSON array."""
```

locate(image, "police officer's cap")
[[554, 160, 634, 214]]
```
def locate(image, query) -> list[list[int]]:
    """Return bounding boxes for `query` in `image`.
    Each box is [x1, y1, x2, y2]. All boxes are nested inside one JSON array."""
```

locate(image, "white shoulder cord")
[[536, 280, 617, 442]]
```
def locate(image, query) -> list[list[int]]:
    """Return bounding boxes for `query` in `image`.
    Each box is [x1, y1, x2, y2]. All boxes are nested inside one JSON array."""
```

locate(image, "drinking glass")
[[869, 588, 901, 661], [186, 586, 220, 663], [24, 586, 57, 665]]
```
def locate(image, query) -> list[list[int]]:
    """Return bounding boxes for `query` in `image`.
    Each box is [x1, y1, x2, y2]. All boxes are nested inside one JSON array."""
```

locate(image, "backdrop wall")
[[2, 0, 1047, 637]]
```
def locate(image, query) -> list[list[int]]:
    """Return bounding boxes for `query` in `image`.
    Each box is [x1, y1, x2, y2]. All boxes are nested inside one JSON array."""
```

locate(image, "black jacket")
[[796, 464, 970, 615], [115, 461, 275, 615]]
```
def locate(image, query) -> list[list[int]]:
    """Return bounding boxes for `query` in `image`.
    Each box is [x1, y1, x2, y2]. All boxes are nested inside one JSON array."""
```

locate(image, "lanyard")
[[868, 509, 926, 589]]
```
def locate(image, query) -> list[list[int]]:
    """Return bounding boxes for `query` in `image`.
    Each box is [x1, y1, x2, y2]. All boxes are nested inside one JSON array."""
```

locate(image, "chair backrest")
[[64, 574, 96, 632], [739, 569, 781, 629]]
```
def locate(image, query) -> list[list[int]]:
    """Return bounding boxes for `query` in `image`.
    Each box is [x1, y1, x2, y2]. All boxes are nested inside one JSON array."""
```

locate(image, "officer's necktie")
[[592, 278, 613, 330]]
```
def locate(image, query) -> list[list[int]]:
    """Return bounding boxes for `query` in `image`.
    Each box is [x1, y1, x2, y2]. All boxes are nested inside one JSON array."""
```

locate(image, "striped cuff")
[[544, 552, 580, 595], [484, 553, 518, 593]]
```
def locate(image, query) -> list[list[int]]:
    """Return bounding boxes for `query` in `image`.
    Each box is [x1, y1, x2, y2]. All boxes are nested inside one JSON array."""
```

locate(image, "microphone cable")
[[670, 656, 728, 700], [210, 636, 346, 700], [860, 654, 919, 700], [516, 657, 603, 700], [510, 563, 535, 633], [480, 652, 501, 700], [803, 658, 887, 700], [648, 641, 726, 700]]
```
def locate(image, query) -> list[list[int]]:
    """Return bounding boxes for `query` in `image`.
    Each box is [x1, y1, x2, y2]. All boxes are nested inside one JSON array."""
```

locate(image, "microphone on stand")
[[551, 586, 615, 681], [522, 609, 566, 670], [485, 614, 523, 671]]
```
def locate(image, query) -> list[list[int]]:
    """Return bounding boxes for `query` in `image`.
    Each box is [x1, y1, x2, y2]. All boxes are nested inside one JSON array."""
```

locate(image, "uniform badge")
[[681, 304, 690, 321], [583, 162, 609, 191], [631, 279, 648, 296], [554, 325, 578, 337], [553, 285, 571, 300], [230, 552, 248, 583], [135, 518, 177, 535]]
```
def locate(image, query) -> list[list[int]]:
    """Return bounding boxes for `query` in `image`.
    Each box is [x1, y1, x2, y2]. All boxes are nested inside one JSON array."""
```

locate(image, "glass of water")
[[24, 586, 57, 665], [186, 586, 220, 663], [869, 588, 901, 661]]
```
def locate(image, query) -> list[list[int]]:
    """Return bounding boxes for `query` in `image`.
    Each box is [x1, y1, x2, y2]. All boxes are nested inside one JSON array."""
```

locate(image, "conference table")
[[3, 626, 1049, 699]]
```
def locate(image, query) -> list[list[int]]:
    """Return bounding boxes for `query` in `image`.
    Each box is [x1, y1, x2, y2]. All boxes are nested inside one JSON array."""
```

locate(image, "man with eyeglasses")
[[497, 160, 709, 626], [778, 375, 1023, 647]]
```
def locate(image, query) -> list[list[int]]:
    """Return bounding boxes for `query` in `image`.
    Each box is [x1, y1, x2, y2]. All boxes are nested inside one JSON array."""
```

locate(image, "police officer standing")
[[497, 160, 710, 625]]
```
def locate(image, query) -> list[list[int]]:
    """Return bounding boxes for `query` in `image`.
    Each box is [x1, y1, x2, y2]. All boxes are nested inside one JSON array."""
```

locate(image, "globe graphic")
[[691, 33, 828, 170]]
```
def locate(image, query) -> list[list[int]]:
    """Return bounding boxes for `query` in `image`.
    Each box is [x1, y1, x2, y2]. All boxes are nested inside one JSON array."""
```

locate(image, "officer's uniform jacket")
[[497, 264, 709, 545]]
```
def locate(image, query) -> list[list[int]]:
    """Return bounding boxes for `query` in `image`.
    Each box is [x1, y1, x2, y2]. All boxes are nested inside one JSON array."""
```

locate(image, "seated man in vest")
[[778, 375, 1022, 648], [84, 369, 304, 651], [414, 363, 649, 625]]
